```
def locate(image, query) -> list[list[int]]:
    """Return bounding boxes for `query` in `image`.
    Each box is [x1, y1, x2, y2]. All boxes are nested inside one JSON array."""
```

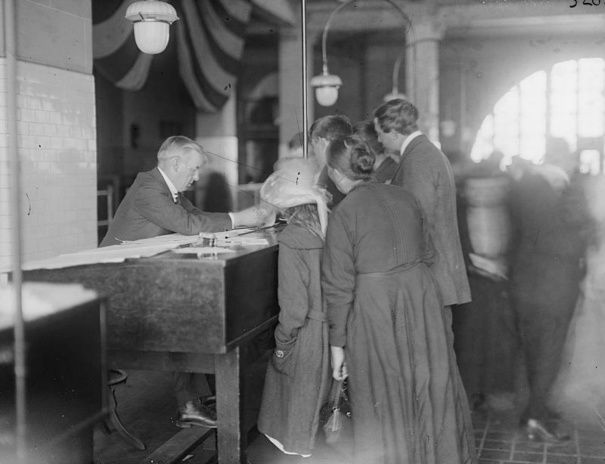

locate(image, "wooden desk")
[[0, 284, 107, 464], [24, 238, 279, 464]]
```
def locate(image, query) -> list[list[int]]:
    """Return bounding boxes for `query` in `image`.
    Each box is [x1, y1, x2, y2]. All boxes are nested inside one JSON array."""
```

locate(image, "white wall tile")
[[0, 59, 96, 270]]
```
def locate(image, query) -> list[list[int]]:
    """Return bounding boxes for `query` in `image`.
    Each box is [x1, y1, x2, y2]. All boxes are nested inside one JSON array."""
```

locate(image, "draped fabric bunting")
[[92, 0, 252, 112]]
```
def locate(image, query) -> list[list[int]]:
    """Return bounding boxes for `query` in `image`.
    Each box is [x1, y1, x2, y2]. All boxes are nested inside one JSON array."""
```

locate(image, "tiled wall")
[[0, 59, 97, 271]]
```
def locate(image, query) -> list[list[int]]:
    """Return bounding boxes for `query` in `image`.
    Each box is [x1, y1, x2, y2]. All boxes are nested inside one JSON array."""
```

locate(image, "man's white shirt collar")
[[157, 167, 179, 202], [399, 130, 423, 157]]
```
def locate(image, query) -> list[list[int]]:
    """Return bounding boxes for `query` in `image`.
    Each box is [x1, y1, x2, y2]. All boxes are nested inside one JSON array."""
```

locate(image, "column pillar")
[[406, 19, 444, 143]]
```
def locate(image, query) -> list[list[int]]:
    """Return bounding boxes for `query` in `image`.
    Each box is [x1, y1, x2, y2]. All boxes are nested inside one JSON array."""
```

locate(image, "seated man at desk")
[[100, 135, 274, 429]]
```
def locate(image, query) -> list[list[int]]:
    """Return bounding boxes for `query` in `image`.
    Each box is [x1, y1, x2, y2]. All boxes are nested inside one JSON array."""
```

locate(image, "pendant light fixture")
[[311, 0, 412, 107], [125, 0, 179, 55]]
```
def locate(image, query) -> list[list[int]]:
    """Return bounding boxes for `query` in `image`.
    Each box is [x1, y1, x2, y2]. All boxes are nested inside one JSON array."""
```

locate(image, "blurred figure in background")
[[552, 174, 605, 422], [452, 150, 517, 414], [194, 171, 233, 213], [507, 155, 533, 183], [353, 120, 398, 183], [508, 137, 590, 443], [287, 132, 304, 158], [482, 150, 505, 176]]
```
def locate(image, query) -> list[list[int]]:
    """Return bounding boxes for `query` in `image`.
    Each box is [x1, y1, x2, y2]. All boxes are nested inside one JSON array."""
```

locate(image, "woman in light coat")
[[257, 158, 331, 459]]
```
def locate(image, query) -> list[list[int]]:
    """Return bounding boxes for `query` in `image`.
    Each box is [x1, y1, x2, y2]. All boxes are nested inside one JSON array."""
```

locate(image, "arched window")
[[471, 58, 605, 175]]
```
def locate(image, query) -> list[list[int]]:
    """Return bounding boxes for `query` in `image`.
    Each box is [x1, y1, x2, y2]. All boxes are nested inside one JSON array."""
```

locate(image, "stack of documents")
[[23, 234, 200, 270]]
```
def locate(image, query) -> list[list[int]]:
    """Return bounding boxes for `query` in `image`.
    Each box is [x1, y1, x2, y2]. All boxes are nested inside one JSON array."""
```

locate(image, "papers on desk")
[[197, 229, 271, 247], [173, 247, 235, 255], [23, 234, 199, 270], [21, 231, 270, 271], [119, 233, 201, 246], [210, 228, 255, 239], [216, 237, 269, 247]]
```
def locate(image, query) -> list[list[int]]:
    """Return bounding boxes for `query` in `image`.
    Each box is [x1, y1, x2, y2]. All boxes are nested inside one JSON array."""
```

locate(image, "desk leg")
[[215, 347, 246, 464]]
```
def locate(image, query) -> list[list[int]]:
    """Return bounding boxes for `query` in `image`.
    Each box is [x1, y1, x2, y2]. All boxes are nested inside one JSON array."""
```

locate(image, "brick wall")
[[0, 59, 97, 270]]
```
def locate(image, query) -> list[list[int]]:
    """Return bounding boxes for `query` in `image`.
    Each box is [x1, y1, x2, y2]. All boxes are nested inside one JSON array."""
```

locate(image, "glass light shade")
[[310, 72, 342, 107], [315, 86, 339, 107], [134, 21, 169, 54], [125, 0, 178, 55]]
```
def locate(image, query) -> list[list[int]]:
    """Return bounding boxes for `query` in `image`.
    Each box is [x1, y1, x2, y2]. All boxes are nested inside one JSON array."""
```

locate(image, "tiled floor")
[[94, 369, 605, 464], [473, 410, 605, 464]]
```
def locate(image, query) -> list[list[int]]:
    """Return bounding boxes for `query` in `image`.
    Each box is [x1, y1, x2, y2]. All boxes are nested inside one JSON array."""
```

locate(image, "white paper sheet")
[[23, 242, 181, 270], [21, 232, 269, 271], [116, 233, 202, 246], [216, 237, 269, 247]]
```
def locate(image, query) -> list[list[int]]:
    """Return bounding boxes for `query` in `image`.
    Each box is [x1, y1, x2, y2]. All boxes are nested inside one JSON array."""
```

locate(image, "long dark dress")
[[322, 183, 476, 464]]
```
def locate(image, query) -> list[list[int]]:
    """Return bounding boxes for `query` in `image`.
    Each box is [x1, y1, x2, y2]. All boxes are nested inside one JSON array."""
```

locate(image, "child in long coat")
[[257, 158, 332, 457]]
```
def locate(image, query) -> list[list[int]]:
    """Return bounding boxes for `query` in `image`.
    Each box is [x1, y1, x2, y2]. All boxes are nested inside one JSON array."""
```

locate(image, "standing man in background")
[[373, 99, 471, 310], [101, 135, 275, 429]]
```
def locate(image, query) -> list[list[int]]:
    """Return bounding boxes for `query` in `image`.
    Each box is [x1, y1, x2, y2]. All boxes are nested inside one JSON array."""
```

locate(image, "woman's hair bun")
[[346, 136, 375, 177]]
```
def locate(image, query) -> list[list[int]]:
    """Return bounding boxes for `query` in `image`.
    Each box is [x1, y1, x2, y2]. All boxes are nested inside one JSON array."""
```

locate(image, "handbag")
[[320, 378, 352, 445]]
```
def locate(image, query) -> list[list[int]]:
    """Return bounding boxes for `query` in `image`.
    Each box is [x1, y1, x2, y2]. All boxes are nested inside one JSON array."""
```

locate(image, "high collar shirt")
[[157, 167, 179, 203], [399, 130, 423, 157]]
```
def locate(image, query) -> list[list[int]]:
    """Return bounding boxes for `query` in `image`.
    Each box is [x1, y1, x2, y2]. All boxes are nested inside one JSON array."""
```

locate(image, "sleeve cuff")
[[327, 302, 351, 348]]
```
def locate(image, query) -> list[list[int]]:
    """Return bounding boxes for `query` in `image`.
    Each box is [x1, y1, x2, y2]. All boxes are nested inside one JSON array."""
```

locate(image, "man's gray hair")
[[157, 135, 205, 162]]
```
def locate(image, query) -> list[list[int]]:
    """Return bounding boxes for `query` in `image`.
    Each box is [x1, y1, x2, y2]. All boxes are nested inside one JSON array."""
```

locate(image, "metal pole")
[[301, 0, 308, 158], [5, 0, 26, 460]]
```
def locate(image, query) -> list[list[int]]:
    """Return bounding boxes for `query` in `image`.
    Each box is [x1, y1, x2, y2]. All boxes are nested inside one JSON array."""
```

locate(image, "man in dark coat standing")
[[373, 99, 471, 310], [101, 135, 274, 428], [507, 139, 589, 443]]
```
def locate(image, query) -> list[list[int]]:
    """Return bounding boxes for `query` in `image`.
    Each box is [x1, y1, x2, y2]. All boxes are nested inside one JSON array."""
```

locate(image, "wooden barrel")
[[464, 176, 511, 258]]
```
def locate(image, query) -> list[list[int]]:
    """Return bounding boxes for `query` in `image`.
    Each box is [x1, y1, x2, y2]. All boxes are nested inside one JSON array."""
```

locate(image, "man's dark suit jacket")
[[391, 134, 471, 306], [100, 168, 232, 247]]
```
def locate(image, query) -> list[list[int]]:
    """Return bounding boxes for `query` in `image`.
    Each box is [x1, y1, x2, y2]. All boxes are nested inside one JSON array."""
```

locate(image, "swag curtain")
[[92, 0, 252, 112]]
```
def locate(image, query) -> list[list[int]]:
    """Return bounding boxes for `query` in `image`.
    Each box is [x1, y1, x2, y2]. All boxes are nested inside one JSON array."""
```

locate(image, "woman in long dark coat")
[[322, 136, 476, 464], [257, 158, 331, 458]]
